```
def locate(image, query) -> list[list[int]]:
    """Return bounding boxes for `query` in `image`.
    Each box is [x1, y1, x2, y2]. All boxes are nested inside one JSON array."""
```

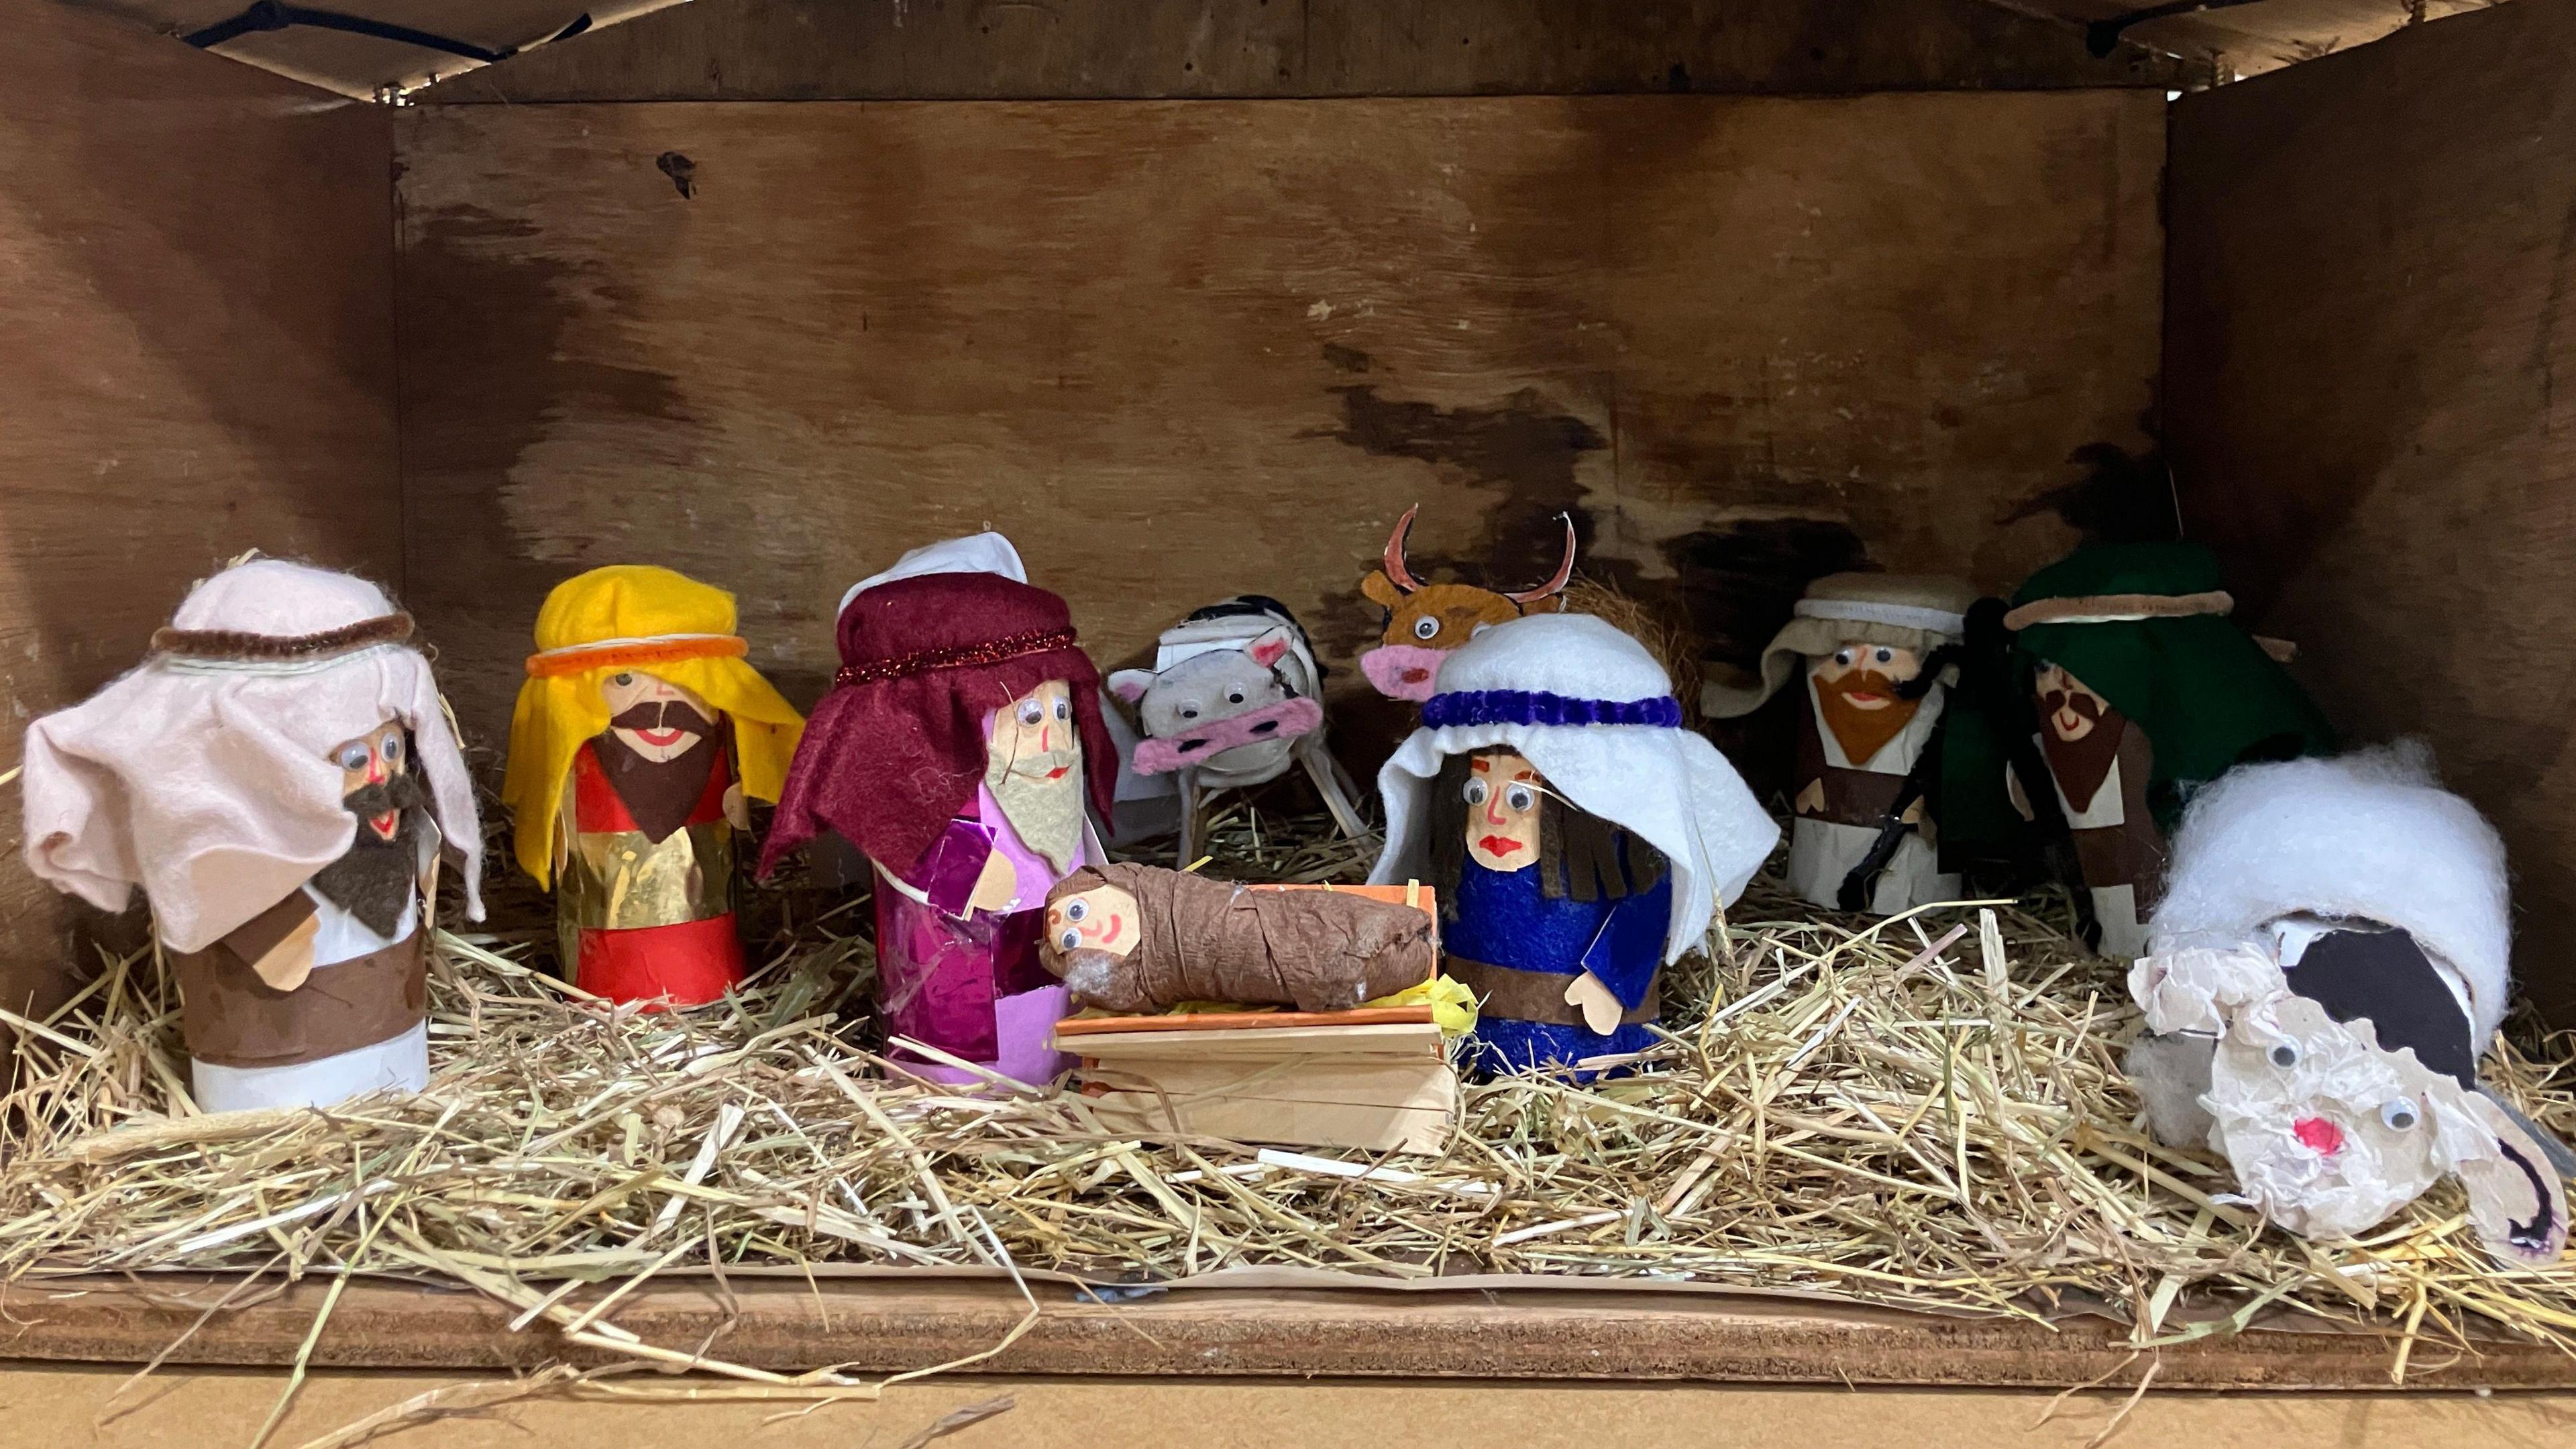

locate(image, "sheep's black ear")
[[2283, 926, 2477, 1087], [2460, 1093, 2570, 1265], [2480, 1088, 2576, 1181]]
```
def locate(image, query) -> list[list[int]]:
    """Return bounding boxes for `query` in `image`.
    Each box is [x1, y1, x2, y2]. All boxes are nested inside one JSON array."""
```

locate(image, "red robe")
[[562, 739, 743, 1007]]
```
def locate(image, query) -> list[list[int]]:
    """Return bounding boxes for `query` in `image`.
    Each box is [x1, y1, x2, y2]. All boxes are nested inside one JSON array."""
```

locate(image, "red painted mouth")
[[368, 810, 399, 841], [1477, 834, 1523, 857], [633, 726, 688, 749], [2293, 1116, 2344, 1157], [1043, 765, 1069, 781], [1096, 916, 1124, 947]]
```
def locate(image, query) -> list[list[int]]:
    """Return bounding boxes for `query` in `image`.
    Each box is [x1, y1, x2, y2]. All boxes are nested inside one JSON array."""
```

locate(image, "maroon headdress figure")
[[763, 534, 1115, 1086]]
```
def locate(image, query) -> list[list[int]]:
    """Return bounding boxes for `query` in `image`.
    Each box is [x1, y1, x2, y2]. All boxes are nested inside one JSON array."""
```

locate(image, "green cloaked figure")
[[2005, 543, 2336, 958]]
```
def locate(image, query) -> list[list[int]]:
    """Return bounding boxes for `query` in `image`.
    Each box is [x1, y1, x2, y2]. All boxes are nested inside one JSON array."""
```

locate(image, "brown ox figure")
[[1357, 505, 1574, 701]]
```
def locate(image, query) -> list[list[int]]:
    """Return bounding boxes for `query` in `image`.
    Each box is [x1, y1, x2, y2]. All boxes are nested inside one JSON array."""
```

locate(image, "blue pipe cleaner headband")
[[1421, 688, 1682, 731]]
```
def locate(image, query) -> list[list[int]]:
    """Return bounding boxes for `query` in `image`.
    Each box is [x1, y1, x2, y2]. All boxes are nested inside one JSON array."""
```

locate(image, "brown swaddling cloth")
[[1044, 861, 1434, 1014]]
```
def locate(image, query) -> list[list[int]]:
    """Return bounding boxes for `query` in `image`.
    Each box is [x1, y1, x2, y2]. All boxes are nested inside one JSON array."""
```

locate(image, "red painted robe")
[[558, 739, 743, 1007]]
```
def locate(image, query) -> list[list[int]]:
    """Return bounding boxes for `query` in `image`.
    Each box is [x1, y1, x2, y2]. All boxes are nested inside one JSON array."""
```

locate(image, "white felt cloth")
[[1368, 612, 1779, 963], [21, 560, 484, 953], [2147, 744, 2510, 1048], [838, 531, 1028, 615], [191, 1020, 431, 1114]]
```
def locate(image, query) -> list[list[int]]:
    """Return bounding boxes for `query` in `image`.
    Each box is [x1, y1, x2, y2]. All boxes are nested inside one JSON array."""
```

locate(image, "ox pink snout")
[[1361, 645, 1450, 702]]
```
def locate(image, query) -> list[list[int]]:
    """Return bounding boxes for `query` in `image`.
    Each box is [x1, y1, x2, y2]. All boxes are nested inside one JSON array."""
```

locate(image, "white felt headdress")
[[1705, 572, 1977, 719], [1368, 612, 1779, 963], [21, 559, 485, 953], [837, 531, 1028, 616], [2147, 744, 2510, 1047]]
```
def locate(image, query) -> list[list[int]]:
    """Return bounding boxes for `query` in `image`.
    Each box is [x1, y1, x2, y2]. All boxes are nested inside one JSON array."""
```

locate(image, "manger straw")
[[1, 804, 2572, 1401]]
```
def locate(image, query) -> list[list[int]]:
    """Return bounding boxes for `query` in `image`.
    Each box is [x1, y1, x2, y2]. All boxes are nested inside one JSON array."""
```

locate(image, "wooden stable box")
[[1057, 884, 1456, 1155], [7, 0, 2576, 1393]]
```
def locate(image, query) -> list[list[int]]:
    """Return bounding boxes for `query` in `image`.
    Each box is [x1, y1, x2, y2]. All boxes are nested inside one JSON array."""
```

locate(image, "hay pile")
[[3, 802, 2575, 1402]]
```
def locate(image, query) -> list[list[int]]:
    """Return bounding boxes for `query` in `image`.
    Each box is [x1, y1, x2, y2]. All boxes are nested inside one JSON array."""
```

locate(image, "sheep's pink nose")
[[2293, 1117, 2344, 1157]]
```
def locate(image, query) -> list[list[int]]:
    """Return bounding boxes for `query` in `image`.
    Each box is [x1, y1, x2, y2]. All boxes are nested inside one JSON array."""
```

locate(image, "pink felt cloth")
[[21, 561, 484, 952], [1360, 643, 1449, 702], [1130, 696, 1324, 775]]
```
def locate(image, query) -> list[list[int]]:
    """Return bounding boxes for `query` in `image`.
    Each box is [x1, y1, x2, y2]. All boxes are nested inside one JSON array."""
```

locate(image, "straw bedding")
[[4, 800, 2575, 1407]]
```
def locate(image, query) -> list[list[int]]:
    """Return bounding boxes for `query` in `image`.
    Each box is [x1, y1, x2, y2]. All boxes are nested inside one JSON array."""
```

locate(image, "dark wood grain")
[[2165, 0, 2576, 1022], [417, 0, 2188, 103], [392, 92, 2163, 761], [0, 4, 399, 1027]]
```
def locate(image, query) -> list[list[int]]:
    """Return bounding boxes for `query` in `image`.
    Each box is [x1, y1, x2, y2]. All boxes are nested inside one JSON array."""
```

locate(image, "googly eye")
[[1180, 707, 1199, 720], [1503, 784, 1536, 812], [380, 735, 403, 763], [2269, 1042, 2300, 1069], [1065, 899, 1088, 922], [1057, 929, 1081, 953], [610, 672, 634, 687], [1832, 648, 1854, 666], [1226, 690, 1245, 704], [2379, 1099, 2419, 1132], [1874, 647, 1893, 664], [1017, 700, 1044, 727], [337, 743, 370, 770], [1413, 616, 1440, 641], [1463, 780, 1489, 807]]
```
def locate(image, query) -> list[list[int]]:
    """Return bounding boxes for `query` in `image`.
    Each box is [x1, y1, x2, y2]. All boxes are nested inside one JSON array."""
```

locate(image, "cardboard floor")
[[0, 1366, 2571, 1448]]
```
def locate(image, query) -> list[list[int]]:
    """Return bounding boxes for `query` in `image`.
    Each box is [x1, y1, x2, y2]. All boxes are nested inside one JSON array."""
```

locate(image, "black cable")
[[185, 3, 593, 68]]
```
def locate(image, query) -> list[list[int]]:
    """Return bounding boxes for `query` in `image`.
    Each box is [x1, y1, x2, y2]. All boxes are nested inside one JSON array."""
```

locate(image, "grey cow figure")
[[1108, 596, 1368, 865]]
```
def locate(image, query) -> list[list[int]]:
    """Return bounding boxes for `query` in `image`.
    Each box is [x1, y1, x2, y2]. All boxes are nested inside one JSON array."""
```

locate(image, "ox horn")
[[1506, 514, 1578, 604], [1381, 504, 1424, 593]]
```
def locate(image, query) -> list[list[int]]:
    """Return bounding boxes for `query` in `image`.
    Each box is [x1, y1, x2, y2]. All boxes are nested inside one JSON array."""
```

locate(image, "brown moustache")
[[1824, 669, 1904, 703], [2041, 689, 2106, 731], [610, 700, 715, 733]]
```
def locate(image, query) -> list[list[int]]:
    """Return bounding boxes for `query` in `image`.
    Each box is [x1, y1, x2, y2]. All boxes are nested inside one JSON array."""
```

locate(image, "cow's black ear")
[[2284, 926, 2478, 1087]]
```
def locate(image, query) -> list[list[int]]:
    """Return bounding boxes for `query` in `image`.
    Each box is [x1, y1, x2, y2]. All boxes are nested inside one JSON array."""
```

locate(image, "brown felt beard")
[[1813, 668, 1921, 765], [311, 773, 428, 938], [595, 706, 722, 844], [2038, 689, 2127, 814], [985, 743, 1083, 877]]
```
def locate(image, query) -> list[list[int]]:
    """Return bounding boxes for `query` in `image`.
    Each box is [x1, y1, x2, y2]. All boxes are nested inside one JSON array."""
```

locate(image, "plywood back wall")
[[394, 93, 2163, 757], [0, 5, 397, 1015], [2165, 0, 2576, 1021]]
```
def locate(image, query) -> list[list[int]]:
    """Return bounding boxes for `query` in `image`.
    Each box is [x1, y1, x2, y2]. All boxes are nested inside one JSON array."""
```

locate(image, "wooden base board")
[[1078, 1057, 1458, 1154], [1, 1275, 2569, 1389]]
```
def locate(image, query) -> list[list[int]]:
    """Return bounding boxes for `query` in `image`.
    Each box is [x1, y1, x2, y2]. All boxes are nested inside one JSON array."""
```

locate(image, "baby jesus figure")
[[1040, 861, 1435, 1016]]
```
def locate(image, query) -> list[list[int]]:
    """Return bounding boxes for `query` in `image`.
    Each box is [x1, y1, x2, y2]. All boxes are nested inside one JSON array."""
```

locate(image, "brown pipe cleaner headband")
[[152, 613, 416, 662]]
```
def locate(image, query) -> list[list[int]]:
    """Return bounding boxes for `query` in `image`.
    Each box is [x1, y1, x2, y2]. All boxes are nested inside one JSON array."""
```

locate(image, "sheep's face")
[[2206, 994, 2451, 1240]]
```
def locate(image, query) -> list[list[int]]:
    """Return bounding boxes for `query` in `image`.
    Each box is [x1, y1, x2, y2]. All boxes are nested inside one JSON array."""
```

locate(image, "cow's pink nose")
[[2292, 1117, 2344, 1157]]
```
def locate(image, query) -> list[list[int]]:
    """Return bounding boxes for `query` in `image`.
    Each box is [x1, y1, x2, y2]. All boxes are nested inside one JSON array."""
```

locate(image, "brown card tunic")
[[171, 892, 429, 1069]]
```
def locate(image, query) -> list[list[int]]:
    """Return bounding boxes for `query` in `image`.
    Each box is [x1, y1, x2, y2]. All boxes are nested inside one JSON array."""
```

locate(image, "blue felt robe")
[[1447, 848, 1670, 1081]]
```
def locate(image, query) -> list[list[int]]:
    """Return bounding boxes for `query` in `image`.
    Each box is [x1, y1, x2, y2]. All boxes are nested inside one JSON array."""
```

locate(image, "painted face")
[[601, 671, 716, 763], [1463, 751, 1544, 871], [1046, 883, 1140, 961], [2035, 662, 2112, 744], [987, 680, 1079, 780], [1811, 641, 1924, 763], [331, 721, 410, 843]]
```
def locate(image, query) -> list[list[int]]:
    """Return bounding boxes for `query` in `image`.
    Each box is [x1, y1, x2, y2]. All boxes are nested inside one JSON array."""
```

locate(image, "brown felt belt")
[[174, 910, 429, 1069], [1446, 956, 1659, 1028]]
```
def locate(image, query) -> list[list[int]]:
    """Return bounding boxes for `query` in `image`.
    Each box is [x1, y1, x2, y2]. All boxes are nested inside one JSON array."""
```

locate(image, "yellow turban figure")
[[504, 566, 804, 1006]]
